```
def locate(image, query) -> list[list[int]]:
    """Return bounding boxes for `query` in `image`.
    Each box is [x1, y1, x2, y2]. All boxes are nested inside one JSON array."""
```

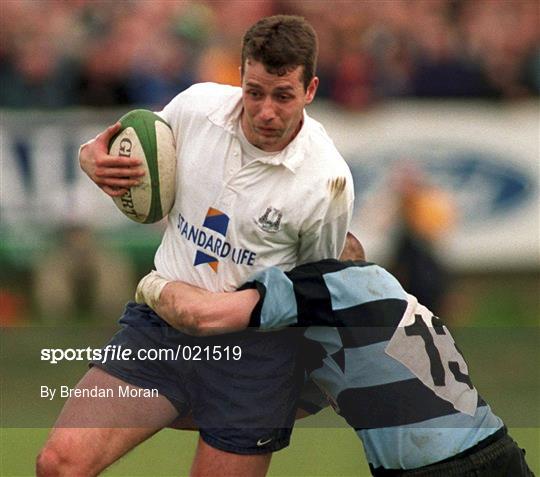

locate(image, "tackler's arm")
[[136, 272, 259, 336]]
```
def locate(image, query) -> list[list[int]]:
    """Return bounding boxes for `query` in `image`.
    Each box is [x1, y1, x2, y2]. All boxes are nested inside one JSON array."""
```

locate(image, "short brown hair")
[[241, 15, 318, 90]]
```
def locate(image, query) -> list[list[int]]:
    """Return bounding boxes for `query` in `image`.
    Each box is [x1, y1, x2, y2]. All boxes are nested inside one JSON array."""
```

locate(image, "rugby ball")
[[108, 109, 176, 224]]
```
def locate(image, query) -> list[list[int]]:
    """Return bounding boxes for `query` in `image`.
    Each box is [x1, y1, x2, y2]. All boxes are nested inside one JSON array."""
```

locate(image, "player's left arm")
[[297, 173, 354, 262], [136, 272, 258, 336]]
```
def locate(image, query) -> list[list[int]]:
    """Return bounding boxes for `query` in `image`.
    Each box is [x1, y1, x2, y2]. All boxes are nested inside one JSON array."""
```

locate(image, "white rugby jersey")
[[155, 82, 354, 292]]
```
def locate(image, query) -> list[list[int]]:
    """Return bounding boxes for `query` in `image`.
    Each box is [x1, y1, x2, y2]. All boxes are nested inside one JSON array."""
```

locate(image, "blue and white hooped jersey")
[[244, 260, 504, 471]]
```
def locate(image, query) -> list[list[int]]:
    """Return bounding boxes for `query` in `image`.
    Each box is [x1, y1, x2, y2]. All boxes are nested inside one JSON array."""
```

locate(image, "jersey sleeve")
[[296, 172, 354, 264], [242, 260, 410, 330], [155, 84, 197, 129], [240, 261, 345, 330], [239, 267, 299, 330]]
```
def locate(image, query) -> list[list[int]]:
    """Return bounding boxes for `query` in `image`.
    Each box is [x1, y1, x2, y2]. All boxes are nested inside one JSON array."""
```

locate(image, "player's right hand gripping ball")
[[108, 109, 176, 223]]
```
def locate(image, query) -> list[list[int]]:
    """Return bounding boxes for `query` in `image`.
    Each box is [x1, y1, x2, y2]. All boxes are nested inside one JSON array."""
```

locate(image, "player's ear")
[[340, 232, 366, 261], [305, 77, 319, 104], [239, 61, 248, 87]]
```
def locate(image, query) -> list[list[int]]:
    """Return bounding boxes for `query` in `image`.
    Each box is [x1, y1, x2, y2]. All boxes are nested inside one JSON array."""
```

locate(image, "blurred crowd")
[[1, 0, 539, 110]]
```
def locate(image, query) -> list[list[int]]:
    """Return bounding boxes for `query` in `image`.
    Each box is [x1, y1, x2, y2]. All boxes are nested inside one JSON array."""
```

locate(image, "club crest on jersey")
[[256, 207, 282, 233]]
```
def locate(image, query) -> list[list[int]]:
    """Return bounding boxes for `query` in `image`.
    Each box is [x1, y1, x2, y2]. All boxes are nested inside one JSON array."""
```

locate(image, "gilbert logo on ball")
[[108, 109, 176, 223]]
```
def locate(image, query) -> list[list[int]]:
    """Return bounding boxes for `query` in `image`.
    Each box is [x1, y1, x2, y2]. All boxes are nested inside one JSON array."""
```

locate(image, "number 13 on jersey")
[[385, 294, 478, 416]]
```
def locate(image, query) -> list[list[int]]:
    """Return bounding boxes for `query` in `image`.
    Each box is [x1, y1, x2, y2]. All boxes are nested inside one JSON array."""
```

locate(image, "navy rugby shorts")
[[92, 302, 304, 454], [371, 427, 535, 476]]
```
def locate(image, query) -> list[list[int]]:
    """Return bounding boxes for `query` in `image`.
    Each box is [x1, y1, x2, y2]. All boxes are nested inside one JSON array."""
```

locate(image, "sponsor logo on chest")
[[177, 208, 257, 272]]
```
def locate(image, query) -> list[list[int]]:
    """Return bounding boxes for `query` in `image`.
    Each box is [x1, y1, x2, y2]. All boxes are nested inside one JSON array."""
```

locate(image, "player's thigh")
[[41, 426, 159, 476], [191, 436, 271, 477], [44, 367, 178, 470], [54, 366, 179, 427]]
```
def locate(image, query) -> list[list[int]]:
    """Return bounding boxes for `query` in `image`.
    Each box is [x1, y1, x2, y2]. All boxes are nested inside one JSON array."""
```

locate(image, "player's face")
[[241, 59, 318, 152]]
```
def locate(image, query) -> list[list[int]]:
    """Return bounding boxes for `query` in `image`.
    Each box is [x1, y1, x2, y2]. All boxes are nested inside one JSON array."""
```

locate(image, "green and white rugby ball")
[[108, 109, 176, 224]]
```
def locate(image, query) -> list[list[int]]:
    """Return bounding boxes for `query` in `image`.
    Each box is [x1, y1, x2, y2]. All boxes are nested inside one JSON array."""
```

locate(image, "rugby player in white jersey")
[[136, 233, 534, 477], [36, 15, 354, 477]]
